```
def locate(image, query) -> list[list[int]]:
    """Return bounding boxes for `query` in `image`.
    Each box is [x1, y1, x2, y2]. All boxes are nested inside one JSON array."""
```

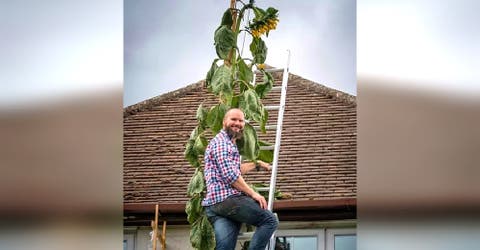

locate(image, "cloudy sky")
[[0, 0, 122, 109], [358, 0, 480, 98], [124, 0, 356, 107], [1, 0, 478, 109]]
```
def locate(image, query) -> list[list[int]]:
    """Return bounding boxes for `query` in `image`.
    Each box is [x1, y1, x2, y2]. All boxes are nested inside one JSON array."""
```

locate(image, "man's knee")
[[262, 211, 278, 230], [270, 213, 279, 229]]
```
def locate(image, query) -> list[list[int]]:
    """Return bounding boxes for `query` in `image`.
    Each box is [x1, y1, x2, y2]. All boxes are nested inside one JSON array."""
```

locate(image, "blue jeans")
[[205, 194, 278, 250]]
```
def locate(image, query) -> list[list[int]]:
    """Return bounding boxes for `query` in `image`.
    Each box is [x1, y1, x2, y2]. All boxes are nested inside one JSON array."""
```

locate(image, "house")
[[124, 70, 356, 250]]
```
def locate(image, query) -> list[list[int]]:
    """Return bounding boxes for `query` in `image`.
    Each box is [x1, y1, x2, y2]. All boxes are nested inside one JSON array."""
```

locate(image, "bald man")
[[202, 108, 278, 250]]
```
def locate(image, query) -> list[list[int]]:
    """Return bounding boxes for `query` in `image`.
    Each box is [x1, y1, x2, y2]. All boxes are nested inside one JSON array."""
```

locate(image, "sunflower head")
[[248, 7, 279, 38]]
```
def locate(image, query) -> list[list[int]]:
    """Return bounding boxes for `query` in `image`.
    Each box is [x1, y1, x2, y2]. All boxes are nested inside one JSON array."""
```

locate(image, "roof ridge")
[[124, 72, 356, 117], [124, 80, 204, 117]]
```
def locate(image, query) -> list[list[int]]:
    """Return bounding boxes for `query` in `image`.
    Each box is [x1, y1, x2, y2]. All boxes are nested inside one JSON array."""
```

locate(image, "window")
[[275, 229, 324, 250], [275, 228, 356, 250], [326, 228, 356, 250], [123, 233, 135, 250], [276, 235, 318, 249]]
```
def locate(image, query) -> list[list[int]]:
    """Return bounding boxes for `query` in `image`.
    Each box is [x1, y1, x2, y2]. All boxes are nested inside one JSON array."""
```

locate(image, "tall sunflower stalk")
[[184, 1, 279, 249]]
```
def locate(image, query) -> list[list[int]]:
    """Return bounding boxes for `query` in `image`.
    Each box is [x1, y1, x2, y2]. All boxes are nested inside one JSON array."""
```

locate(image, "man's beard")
[[225, 126, 243, 140]]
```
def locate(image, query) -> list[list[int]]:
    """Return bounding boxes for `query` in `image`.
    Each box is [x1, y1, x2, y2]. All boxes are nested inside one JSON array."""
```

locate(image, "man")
[[202, 108, 278, 250]]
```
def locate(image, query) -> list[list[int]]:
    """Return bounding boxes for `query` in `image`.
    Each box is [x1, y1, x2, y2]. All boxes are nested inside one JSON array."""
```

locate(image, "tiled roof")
[[124, 71, 356, 205]]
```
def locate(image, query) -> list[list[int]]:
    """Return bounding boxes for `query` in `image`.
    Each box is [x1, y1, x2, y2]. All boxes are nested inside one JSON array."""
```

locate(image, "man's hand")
[[231, 176, 268, 209], [257, 160, 272, 171], [251, 192, 268, 209]]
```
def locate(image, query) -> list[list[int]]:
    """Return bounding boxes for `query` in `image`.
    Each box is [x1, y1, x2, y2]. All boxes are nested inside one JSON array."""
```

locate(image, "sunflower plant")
[[184, 1, 279, 249]]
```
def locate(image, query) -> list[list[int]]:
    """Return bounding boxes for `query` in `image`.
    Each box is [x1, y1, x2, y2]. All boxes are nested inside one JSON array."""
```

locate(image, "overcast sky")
[[0, 0, 122, 109], [124, 0, 356, 107], [358, 0, 480, 98], [1, 1, 478, 109]]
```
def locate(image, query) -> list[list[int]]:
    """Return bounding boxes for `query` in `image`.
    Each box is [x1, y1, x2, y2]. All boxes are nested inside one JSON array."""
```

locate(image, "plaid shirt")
[[202, 130, 241, 206]]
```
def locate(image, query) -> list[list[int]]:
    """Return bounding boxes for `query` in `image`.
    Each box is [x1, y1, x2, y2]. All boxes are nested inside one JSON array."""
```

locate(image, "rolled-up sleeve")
[[212, 141, 241, 185]]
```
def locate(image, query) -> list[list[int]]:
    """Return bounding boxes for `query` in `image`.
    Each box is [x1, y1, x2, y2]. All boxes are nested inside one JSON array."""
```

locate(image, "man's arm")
[[240, 160, 272, 174], [231, 175, 268, 209]]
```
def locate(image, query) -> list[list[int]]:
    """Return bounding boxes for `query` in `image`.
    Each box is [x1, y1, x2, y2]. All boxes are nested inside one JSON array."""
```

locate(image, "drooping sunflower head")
[[248, 7, 279, 38]]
